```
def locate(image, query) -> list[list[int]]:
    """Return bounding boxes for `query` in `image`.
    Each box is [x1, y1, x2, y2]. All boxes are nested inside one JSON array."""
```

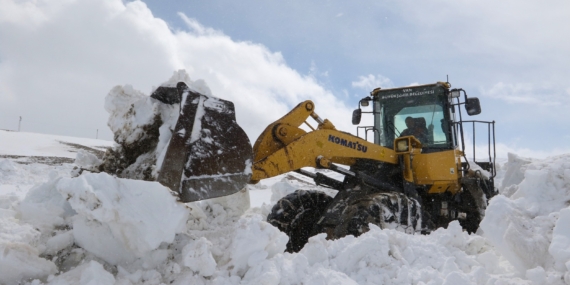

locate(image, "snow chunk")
[[19, 177, 75, 232], [157, 70, 213, 96], [44, 230, 74, 255], [74, 150, 102, 170], [48, 260, 115, 285], [269, 178, 298, 204], [0, 218, 56, 284], [227, 214, 288, 276], [0, 158, 17, 172], [105, 84, 157, 146], [549, 207, 570, 271], [57, 173, 190, 265], [481, 195, 553, 273], [182, 237, 217, 277], [500, 152, 534, 191], [303, 268, 358, 285]]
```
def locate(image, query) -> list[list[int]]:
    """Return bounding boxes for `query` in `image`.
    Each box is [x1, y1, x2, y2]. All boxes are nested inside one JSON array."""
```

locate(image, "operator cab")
[[352, 81, 495, 175], [375, 83, 457, 152]]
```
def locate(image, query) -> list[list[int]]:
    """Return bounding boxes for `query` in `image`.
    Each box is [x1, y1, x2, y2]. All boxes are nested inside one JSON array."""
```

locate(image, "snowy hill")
[[1, 130, 569, 285], [0, 130, 112, 164]]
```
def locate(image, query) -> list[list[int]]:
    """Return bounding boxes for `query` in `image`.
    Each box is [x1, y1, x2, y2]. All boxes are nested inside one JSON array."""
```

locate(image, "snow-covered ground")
[[1, 130, 570, 285]]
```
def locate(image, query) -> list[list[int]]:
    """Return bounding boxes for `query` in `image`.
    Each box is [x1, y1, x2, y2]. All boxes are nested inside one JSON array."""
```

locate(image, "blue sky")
[[1, 0, 569, 158], [142, 0, 570, 157]]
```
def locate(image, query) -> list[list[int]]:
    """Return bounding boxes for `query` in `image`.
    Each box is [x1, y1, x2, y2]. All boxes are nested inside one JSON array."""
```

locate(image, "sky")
[[0, 0, 569, 159]]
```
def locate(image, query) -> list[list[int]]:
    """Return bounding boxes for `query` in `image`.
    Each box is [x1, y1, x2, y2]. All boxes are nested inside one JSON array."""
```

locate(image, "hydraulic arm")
[[250, 100, 398, 183]]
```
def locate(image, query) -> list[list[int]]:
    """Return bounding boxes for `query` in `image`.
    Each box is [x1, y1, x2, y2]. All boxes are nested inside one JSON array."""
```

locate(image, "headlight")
[[396, 139, 409, 152]]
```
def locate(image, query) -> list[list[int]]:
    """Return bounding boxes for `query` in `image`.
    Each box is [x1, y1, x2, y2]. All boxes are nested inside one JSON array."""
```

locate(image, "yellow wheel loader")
[[99, 81, 497, 253]]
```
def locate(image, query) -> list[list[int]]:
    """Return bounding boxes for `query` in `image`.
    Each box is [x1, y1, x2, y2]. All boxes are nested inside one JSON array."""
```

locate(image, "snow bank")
[[2, 149, 569, 285], [238, 221, 523, 285], [481, 153, 570, 282]]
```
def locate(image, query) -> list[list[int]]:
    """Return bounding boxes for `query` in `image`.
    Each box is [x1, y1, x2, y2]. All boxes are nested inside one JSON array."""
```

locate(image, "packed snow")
[[1, 73, 569, 284]]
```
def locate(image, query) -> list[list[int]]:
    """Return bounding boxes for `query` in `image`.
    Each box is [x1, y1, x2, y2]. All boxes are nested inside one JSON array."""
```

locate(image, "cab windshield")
[[374, 86, 453, 149]]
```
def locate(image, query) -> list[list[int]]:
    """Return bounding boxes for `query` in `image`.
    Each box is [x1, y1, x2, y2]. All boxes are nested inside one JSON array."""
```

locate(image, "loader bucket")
[[153, 82, 252, 202]]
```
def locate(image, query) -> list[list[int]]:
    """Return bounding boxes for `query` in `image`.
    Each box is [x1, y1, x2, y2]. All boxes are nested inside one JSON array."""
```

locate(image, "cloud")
[[351, 74, 393, 91], [0, 0, 355, 142], [480, 82, 570, 107]]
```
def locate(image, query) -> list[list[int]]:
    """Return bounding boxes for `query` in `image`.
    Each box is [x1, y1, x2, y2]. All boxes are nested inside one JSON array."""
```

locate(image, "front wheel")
[[267, 190, 333, 253], [338, 192, 423, 238]]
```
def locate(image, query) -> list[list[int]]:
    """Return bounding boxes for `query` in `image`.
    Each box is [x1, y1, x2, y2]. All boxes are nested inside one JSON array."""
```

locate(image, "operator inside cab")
[[400, 116, 428, 144]]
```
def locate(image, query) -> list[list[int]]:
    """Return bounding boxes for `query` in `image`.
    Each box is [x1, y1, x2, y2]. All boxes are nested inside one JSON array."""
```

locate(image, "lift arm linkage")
[[250, 100, 397, 183]]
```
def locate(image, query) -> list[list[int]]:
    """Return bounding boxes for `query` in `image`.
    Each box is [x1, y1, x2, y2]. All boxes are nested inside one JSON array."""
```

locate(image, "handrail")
[[452, 120, 496, 178]]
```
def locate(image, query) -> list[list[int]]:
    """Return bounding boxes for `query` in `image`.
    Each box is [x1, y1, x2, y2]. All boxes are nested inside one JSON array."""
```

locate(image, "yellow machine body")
[[249, 99, 464, 194]]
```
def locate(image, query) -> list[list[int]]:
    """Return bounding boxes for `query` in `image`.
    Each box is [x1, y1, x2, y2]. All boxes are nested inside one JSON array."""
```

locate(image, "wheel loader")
[[99, 80, 497, 253]]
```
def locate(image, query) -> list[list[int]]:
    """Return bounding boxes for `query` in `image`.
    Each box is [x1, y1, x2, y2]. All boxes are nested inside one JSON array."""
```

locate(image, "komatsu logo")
[[328, 135, 368, 153]]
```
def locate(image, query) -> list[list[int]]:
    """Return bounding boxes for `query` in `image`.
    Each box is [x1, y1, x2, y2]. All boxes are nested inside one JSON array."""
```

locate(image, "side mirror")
[[352, 109, 362, 125], [465, 97, 481, 116]]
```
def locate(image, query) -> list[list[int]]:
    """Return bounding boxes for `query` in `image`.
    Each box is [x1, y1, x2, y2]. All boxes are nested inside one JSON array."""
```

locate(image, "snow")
[[480, 153, 570, 280], [1, 93, 570, 284], [3, 136, 568, 285], [0, 130, 112, 158], [58, 173, 189, 265]]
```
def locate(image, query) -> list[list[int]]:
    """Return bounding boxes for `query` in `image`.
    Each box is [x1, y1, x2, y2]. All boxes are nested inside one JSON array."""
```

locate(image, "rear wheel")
[[457, 185, 487, 233], [267, 190, 333, 253]]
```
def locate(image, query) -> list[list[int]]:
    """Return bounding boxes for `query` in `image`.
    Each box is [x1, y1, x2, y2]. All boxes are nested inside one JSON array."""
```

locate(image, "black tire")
[[343, 192, 422, 238], [457, 187, 485, 234], [267, 190, 333, 253]]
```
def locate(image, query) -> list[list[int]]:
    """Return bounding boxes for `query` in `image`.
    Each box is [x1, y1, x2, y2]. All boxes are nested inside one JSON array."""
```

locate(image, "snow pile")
[[58, 173, 189, 265], [1, 172, 196, 284], [4, 143, 570, 284], [0, 215, 57, 284], [481, 153, 570, 283]]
